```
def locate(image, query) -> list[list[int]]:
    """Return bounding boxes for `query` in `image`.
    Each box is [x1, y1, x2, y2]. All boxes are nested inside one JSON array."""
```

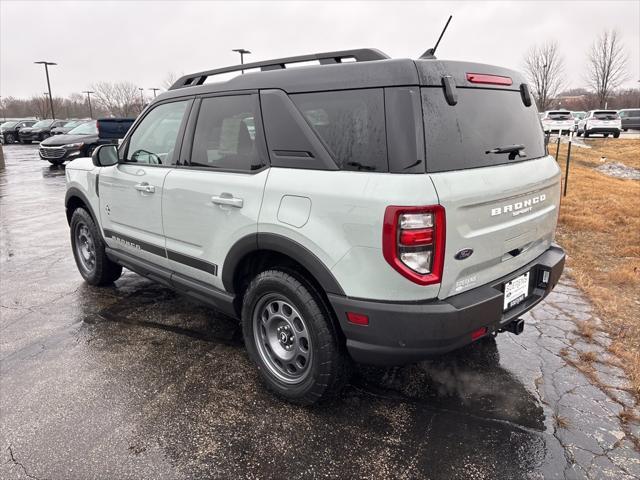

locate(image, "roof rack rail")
[[169, 48, 390, 90]]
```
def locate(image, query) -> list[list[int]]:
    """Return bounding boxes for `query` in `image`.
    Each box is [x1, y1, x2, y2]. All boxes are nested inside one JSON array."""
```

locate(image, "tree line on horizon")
[[1, 30, 637, 120]]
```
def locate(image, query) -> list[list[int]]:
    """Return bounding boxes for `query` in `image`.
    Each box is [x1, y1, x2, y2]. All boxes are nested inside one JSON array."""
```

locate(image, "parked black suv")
[[19, 119, 68, 143], [1, 120, 38, 144], [40, 118, 135, 165]]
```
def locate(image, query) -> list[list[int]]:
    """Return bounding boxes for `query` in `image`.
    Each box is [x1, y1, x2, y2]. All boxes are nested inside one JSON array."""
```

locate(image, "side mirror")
[[92, 144, 119, 167]]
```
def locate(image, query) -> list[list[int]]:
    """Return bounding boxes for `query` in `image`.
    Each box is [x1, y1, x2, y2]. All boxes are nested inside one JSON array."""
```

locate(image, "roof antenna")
[[420, 15, 452, 59]]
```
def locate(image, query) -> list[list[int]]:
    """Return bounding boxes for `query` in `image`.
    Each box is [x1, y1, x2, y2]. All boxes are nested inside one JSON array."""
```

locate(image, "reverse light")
[[466, 73, 513, 86], [383, 205, 445, 285]]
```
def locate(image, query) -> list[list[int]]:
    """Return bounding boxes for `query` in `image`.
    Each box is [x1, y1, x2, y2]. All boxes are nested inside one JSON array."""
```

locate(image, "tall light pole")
[[34, 61, 57, 119], [138, 88, 145, 111], [83, 90, 94, 118], [148, 87, 160, 98], [232, 49, 251, 74]]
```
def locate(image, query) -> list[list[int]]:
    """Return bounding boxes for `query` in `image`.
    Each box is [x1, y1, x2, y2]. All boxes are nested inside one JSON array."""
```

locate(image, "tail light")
[[383, 205, 445, 285]]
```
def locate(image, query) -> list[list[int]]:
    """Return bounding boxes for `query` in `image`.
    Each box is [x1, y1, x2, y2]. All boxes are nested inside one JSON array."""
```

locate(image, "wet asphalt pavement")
[[1, 145, 638, 480]]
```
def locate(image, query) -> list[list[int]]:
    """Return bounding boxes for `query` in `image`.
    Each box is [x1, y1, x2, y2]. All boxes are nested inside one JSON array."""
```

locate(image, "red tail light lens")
[[466, 73, 513, 86], [383, 205, 445, 285]]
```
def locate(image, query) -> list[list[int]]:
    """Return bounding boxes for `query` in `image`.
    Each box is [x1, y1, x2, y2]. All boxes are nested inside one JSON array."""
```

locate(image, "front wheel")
[[584, 130, 590, 138], [70, 208, 122, 285], [4, 133, 16, 144], [39, 133, 49, 141], [242, 269, 350, 404]]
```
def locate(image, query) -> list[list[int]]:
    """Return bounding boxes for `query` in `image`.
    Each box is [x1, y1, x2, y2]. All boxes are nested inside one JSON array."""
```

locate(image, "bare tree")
[[91, 82, 140, 117], [162, 71, 183, 90], [586, 29, 627, 108], [523, 41, 565, 111]]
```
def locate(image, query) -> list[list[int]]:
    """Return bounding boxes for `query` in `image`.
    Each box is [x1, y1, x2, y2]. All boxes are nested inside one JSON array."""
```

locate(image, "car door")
[[162, 93, 269, 290], [99, 99, 192, 269]]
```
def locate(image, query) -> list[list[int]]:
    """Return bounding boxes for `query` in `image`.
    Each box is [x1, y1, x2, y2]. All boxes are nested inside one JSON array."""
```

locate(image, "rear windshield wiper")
[[485, 144, 527, 160]]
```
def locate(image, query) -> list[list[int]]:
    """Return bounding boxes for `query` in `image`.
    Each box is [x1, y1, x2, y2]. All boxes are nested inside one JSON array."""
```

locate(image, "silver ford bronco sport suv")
[[65, 48, 565, 404]]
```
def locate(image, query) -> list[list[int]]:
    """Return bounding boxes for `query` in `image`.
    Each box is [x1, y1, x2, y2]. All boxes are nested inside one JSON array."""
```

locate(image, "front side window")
[[291, 89, 387, 172], [190, 95, 264, 171], [125, 100, 189, 165]]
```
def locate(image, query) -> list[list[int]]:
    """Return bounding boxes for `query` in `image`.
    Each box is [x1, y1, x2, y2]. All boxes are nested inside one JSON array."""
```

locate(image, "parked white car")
[[577, 110, 621, 138], [541, 111, 575, 134]]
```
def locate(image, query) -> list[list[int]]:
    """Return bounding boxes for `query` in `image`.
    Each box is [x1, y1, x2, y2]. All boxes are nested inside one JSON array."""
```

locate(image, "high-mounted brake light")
[[383, 205, 445, 285], [466, 73, 513, 86]]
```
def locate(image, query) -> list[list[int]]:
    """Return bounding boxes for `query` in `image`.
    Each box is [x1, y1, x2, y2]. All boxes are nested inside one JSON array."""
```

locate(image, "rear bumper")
[[586, 127, 620, 134], [329, 244, 565, 365]]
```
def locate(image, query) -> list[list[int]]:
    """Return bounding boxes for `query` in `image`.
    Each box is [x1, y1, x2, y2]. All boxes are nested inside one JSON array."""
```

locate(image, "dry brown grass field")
[[554, 137, 640, 397]]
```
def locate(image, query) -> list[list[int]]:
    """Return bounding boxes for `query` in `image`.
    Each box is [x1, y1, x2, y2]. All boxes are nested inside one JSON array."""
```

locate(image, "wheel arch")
[[65, 188, 99, 227], [223, 233, 345, 298]]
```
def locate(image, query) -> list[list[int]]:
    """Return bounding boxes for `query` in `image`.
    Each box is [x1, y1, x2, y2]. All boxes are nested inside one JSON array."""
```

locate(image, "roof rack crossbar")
[[169, 48, 390, 90]]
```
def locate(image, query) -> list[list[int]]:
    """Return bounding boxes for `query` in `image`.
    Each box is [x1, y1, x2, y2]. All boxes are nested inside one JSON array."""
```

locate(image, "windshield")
[[63, 120, 81, 128], [573, 112, 586, 119], [594, 111, 619, 120], [548, 112, 573, 120], [1, 121, 18, 129], [32, 120, 54, 128], [68, 121, 97, 135]]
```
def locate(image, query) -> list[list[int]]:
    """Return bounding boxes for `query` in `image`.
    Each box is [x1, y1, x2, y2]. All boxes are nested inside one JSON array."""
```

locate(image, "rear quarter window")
[[422, 87, 546, 173], [291, 89, 387, 172]]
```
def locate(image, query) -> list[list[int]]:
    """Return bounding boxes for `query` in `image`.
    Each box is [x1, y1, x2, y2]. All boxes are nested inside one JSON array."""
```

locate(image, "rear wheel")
[[5, 133, 16, 144], [604, 133, 609, 138], [613, 132, 620, 138], [584, 130, 590, 138], [242, 269, 350, 404], [70, 208, 122, 285]]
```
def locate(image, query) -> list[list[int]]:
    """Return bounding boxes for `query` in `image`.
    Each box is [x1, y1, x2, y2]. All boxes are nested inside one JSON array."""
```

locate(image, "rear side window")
[[291, 89, 387, 172], [422, 87, 546, 173], [190, 95, 264, 171]]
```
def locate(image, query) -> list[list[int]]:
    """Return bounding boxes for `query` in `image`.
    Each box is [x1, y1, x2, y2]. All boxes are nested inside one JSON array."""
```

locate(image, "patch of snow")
[[595, 162, 640, 180]]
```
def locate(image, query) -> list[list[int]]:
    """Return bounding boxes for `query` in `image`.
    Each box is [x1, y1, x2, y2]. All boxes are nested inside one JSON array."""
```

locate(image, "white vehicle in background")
[[577, 110, 621, 138], [541, 111, 575, 134]]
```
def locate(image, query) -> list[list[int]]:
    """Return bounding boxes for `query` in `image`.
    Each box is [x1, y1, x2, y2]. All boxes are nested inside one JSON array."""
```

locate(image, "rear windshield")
[[68, 121, 98, 135], [594, 111, 619, 120], [421, 87, 545, 172], [548, 112, 573, 120]]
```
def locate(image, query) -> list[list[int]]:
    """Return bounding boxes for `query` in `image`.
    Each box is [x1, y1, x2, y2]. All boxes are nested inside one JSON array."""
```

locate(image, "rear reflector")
[[347, 312, 369, 326], [471, 327, 488, 341], [466, 73, 513, 86]]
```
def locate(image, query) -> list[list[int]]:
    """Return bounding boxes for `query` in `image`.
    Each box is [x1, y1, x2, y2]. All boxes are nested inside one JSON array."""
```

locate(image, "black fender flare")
[[222, 233, 345, 296], [65, 187, 99, 227]]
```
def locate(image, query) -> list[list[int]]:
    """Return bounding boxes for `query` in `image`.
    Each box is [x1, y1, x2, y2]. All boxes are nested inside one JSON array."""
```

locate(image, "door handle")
[[211, 193, 243, 208], [134, 182, 155, 193]]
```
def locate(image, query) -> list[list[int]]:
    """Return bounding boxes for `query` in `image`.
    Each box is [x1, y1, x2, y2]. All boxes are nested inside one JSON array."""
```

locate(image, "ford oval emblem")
[[454, 248, 474, 260]]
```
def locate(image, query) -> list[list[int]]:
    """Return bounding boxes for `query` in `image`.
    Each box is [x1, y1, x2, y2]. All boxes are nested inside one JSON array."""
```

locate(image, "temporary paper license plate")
[[503, 272, 530, 311]]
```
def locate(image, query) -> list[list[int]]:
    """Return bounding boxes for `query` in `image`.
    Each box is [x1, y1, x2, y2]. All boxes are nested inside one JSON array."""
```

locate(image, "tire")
[[48, 159, 64, 166], [85, 145, 96, 157], [241, 269, 350, 405], [623, 128, 628, 132], [613, 132, 620, 138], [39, 133, 49, 141], [5, 133, 16, 144], [604, 133, 609, 138], [70, 208, 122, 286], [584, 130, 589, 138]]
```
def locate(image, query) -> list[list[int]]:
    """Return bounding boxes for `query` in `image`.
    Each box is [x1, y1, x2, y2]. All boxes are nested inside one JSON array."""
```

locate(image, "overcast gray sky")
[[1, 0, 639, 99]]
